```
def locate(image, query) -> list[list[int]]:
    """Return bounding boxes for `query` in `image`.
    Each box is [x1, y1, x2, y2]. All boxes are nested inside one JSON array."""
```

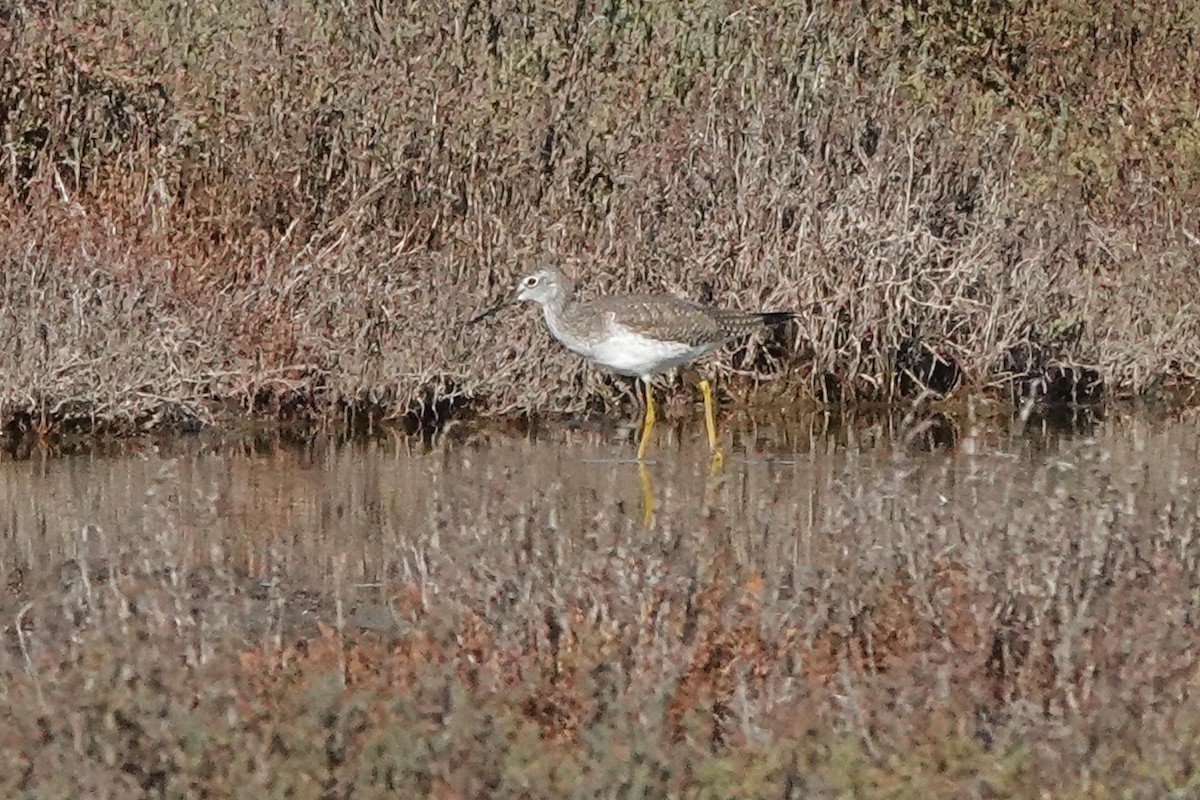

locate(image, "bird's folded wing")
[[597, 296, 732, 347]]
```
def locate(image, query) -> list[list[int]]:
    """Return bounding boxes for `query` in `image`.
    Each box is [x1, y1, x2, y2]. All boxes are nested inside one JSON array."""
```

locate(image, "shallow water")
[[1, 406, 1197, 651]]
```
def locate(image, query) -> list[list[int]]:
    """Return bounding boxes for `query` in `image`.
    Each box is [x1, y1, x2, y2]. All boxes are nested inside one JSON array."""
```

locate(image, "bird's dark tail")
[[711, 308, 797, 340], [760, 311, 796, 327]]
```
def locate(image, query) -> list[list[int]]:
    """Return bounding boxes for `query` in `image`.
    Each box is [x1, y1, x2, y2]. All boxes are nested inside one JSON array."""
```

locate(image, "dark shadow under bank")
[[5, 388, 1187, 464]]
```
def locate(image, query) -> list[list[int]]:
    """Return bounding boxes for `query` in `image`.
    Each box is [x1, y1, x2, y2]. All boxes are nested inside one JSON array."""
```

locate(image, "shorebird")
[[472, 265, 794, 462]]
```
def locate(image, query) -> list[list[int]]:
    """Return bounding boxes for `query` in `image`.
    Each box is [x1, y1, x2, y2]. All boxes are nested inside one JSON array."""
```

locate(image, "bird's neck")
[[540, 285, 573, 333]]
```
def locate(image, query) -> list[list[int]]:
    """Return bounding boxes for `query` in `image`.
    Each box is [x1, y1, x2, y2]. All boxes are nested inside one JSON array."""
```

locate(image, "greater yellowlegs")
[[473, 265, 795, 461]]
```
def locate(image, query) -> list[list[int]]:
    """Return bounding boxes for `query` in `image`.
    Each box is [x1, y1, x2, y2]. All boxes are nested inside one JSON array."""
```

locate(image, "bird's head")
[[515, 265, 569, 306]]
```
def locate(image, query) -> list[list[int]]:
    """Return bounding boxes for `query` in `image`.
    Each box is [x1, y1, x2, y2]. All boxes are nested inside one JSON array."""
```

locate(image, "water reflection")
[[0, 407, 1191, 642]]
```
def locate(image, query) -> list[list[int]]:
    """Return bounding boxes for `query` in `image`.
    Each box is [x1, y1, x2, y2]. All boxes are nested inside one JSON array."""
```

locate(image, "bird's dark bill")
[[468, 301, 512, 325]]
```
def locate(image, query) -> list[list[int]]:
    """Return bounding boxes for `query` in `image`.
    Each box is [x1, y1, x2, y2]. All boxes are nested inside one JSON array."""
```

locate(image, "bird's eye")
[[524, 276, 539, 288]]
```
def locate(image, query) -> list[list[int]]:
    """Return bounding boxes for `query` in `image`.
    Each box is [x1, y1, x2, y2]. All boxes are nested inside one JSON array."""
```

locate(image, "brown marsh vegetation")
[[2, 0, 1199, 442], [4, 1, 1200, 795], [3, 413, 1200, 796]]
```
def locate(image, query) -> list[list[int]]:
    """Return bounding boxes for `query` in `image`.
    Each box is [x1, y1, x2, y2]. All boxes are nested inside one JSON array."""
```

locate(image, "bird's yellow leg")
[[698, 379, 724, 468], [636, 379, 656, 462]]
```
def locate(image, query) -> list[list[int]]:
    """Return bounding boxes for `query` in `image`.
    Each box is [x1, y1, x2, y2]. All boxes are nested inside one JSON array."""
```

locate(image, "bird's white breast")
[[582, 323, 712, 378]]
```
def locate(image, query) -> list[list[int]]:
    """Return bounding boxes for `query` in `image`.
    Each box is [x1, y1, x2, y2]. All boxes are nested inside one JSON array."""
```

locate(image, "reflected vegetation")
[[0, 404, 1162, 651], [0, 405, 1153, 627], [3, 406, 1200, 796]]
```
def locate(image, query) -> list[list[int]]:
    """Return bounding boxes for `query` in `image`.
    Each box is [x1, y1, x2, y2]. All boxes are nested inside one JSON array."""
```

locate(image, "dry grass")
[[3, 415, 1200, 796], [1, 0, 1199, 439]]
